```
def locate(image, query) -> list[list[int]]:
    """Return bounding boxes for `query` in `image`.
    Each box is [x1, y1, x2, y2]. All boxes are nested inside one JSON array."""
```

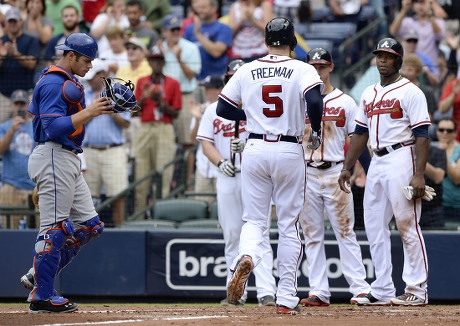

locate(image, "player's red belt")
[[307, 161, 343, 170], [248, 133, 302, 144]]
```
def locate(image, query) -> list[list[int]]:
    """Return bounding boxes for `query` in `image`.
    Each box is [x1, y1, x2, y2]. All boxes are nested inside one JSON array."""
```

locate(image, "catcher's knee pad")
[[58, 216, 104, 273], [32, 220, 74, 301], [74, 215, 104, 246]]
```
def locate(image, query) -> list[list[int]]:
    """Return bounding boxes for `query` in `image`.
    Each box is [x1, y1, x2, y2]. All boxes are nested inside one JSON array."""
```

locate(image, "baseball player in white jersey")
[[217, 17, 324, 314], [196, 64, 277, 306], [339, 38, 430, 306], [300, 48, 371, 307]]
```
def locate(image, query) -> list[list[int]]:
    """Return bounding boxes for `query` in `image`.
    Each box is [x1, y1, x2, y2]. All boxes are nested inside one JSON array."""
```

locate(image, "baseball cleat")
[[351, 292, 390, 306], [350, 293, 368, 304], [227, 255, 253, 304], [276, 304, 301, 315], [258, 295, 276, 307], [300, 295, 330, 307], [390, 293, 427, 306], [220, 298, 245, 306], [20, 268, 35, 290], [29, 299, 78, 313]]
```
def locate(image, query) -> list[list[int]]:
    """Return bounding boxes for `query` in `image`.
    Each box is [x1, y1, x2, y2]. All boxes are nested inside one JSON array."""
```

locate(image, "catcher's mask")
[[101, 77, 139, 113]]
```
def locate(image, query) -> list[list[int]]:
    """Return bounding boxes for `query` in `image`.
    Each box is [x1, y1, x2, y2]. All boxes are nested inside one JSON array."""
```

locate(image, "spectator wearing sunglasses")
[[439, 77, 460, 143], [436, 118, 460, 224]]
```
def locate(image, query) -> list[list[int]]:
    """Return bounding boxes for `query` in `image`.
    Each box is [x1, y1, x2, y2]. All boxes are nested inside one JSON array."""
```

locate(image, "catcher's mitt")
[[100, 77, 139, 113]]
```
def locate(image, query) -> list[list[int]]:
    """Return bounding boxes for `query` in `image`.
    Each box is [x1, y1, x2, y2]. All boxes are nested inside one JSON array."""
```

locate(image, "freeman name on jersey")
[[251, 67, 294, 80]]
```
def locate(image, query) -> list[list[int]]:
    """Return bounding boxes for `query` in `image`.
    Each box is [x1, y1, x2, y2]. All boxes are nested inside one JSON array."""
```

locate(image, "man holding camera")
[[0, 89, 35, 229]]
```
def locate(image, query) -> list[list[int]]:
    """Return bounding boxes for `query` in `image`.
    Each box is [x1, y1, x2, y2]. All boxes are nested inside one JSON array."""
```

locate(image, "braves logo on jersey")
[[364, 98, 404, 119], [214, 119, 247, 137]]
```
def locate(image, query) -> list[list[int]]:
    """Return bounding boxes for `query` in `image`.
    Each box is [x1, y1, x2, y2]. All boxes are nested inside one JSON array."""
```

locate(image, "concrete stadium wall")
[[1, 229, 459, 301]]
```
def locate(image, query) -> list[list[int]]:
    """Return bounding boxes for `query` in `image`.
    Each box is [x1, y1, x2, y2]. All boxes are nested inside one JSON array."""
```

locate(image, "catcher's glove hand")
[[231, 138, 245, 153], [218, 159, 235, 177], [307, 130, 322, 150]]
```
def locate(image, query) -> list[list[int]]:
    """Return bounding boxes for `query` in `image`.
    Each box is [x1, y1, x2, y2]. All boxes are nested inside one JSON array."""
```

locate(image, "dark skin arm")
[[339, 132, 369, 193], [410, 136, 429, 198]]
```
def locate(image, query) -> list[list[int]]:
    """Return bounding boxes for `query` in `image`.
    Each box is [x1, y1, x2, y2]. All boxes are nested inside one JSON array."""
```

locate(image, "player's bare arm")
[[339, 132, 369, 193], [409, 136, 429, 198]]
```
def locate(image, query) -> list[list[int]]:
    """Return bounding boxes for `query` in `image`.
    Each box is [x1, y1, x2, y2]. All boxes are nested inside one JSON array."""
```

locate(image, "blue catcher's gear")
[[101, 77, 139, 113], [58, 215, 104, 272], [32, 220, 74, 302], [55, 32, 98, 60]]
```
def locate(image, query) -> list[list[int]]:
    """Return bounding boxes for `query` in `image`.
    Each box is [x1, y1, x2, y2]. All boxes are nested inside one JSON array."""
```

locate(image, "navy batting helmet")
[[307, 48, 333, 65], [56, 33, 98, 60], [225, 59, 245, 83], [265, 17, 297, 51], [373, 37, 404, 70]]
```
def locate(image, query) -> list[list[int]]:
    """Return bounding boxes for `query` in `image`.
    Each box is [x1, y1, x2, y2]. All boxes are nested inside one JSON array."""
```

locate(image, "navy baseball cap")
[[162, 15, 182, 30]]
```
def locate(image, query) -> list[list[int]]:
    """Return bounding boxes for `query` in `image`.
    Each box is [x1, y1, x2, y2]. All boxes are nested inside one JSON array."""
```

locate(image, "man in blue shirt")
[[0, 89, 35, 229]]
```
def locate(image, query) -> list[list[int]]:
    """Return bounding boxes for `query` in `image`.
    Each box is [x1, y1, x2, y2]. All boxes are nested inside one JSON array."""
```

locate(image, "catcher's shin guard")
[[31, 220, 74, 302], [58, 215, 104, 272]]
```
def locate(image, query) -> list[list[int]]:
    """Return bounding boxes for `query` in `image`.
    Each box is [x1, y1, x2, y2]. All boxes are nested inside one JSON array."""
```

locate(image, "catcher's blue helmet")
[[101, 77, 138, 113], [56, 33, 98, 60]]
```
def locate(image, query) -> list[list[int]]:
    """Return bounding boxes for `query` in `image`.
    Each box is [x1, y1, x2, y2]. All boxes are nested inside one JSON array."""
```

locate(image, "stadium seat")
[[179, 219, 222, 229], [209, 200, 218, 220], [305, 39, 334, 52], [303, 22, 357, 44], [120, 220, 177, 229], [153, 198, 209, 223]]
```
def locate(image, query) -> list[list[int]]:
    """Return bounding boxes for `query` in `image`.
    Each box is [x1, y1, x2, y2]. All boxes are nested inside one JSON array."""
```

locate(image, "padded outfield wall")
[[1, 229, 459, 301]]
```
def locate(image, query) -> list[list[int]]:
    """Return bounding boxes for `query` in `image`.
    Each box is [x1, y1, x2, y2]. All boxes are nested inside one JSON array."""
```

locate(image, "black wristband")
[[217, 159, 226, 167]]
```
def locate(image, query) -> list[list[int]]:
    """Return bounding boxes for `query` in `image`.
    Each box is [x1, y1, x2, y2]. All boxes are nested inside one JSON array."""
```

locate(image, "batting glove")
[[307, 130, 322, 150], [231, 138, 245, 153], [218, 159, 235, 177], [403, 185, 437, 201]]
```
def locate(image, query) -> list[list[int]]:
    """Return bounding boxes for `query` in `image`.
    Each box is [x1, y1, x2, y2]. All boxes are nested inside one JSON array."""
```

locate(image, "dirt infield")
[[1, 303, 460, 326]]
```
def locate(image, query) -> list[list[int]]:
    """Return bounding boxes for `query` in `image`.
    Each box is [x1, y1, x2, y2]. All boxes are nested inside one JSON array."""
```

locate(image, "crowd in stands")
[[0, 0, 459, 229]]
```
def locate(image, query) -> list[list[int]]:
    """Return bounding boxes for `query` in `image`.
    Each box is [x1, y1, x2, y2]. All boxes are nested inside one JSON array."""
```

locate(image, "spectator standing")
[[44, 5, 82, 65], [400, 30, 439, 88], [328, 0, 363, 24], [436, 118, 460, 223], [158, 14, 201, 187], [227, 0, 272, 62], [125, 0, 159, 51], [420, 141, 446, 229], [197, 68, 277, 307], [45, 0, 82, 36], [139, 0, 171, 33], [82, 59, 130, 227], [22, 0, 53, 83], [0, 89, 35, 229], [339, 38, 430, 306], [438, 77, 460, 143], [389, 0, 446, 79], [299, 48, 370, 307], [134, 49, 181, 213], [115, 37, 151, 160], [90, 0, 129, 55], [98, 25, 128, 76], [183, 0, 233, 81], [0, 8, 40, 123], [272, 0, 300, 24], [401, 53, 438, 120], [81, 0, 106, 27]]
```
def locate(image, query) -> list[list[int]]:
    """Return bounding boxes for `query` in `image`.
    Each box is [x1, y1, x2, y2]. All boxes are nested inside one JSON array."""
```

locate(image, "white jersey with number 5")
[[219, 54, 323, 137]]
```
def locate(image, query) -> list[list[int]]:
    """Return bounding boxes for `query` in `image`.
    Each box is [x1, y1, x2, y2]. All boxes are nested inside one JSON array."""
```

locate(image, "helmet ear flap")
[[395, 56, 403, 70]]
